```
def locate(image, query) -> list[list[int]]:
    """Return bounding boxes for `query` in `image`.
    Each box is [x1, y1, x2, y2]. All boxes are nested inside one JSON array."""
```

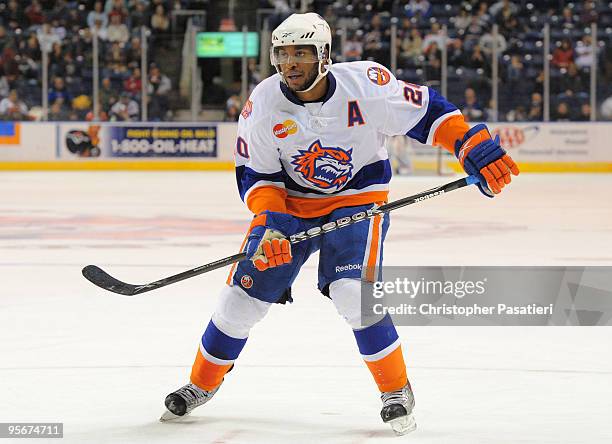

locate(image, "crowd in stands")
[[263, 0, 611, 121], [0, 0, 186, 121], [0, 1, 610, 122]]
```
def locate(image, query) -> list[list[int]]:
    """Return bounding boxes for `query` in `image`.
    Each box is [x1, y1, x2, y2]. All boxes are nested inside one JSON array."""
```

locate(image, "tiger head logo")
[[291, 140, 353, 190]]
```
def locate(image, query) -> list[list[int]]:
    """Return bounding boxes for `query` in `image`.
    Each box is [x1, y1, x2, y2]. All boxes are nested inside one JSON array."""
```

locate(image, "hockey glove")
[[245, 211, 299, 272], [454, 124, 520, 197]]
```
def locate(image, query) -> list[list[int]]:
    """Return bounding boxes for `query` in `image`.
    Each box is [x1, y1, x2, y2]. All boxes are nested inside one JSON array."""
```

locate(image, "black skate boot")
[[159, 382, 221, 422], [380, 383, 416, 435]]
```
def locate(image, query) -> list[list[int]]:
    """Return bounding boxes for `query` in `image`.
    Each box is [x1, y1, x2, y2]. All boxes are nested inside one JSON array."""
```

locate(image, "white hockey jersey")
[[234, 61, 462, 218]]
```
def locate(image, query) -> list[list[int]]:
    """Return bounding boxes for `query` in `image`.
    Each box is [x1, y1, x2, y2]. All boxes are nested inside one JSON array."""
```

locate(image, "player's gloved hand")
[[245, 211, 299, 271], [454, 124, 520, 198]]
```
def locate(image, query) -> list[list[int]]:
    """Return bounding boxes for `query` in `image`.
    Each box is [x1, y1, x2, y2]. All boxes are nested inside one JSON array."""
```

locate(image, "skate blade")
[[159, 410, 190, 422], [389, 413, 416, 436]]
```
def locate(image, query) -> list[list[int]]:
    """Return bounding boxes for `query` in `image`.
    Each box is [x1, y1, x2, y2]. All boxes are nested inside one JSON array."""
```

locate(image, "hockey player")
[[161, 13, 519, 435]]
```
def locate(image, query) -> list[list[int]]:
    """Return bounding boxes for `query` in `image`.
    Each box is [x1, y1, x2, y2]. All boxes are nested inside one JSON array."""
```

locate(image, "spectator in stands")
[[48, 98, 70, 121], [147, 64, 171, 120], [91, 18, 109, 41], [2, 0, 26, 30], [579, 1, 598, 25], [559, 63, 586, 97], [400, 28, 423, 64], [475, 2, 492, 27], [489, 0, 518, 17], [527, 92, 543, 121], [107, 13, 129, 43], [0, 89, 29, 120], [130, 1, 150, 29], [110, 92, 139, 121], [466, 44, 489, 73], [554, 102, 571, 121], [106, 42, 128, 75], [25, 0, 45, 26], [224, 104, 240, 122], [151, 5, 170, 35], [560, 7, 574, 28], [454, 8, 471, 32], [343, 32, 363, 62], [559, 63, 586, 98], [49, 42, 65, 76], [105, 0, 128, 21], [460, 88, 484, 122], [576, 103, 592, 121], [0, 46, 19, 80], [424, 42, 441, 81], [574, 35, 594, 71], [247, 58, 262, 93], [37, 23, 62, 52], [100, 77, 116, 113], [447, 37, 465, 67], [363, 14, 386, 61], [506, 105, 527, 122], [124, 68, 142, 96], [552, 39, 574, 69], [51, 17, 68, 42], [126, 37, 143, 66], [18, 35, 41, 80], [421, 23, 445, 55], [465, 16, 485, 46], [0, 26, 8, 52], [404, 0, 431, 20], [88, 2, 109, 30], [48, 77, 72, 107], [506, 54, 527, 106], [479, 26, 507, 56], [485, 99, 498, 122]]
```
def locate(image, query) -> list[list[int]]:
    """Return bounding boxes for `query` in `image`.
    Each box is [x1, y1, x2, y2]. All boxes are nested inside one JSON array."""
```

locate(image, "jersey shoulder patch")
[[240, 74, 283, 124], [331, 61, 397, 99]]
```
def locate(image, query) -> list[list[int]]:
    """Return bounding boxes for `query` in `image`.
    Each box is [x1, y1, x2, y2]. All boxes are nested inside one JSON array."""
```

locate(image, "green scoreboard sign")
[[196, 32, 259, 58]]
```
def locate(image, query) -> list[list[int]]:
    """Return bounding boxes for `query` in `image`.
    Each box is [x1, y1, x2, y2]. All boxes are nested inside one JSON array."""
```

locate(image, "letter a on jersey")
[[348, 100, 365, 127], [291, 140, 354, 190]]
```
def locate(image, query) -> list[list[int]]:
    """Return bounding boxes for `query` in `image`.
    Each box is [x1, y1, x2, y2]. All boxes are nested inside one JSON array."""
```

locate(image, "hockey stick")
[[82, 175, 478, 296]]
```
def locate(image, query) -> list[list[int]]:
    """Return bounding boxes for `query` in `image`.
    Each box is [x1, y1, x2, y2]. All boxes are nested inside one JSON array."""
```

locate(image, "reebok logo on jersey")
[[335, 263, 362, 273], [291, 140, 353, 190], [367, 66, 390, 86], [273, 120, 298, 138]]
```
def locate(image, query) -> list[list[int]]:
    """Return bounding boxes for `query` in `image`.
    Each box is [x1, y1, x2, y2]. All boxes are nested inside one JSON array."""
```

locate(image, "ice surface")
[[1, 172, 612, 443]]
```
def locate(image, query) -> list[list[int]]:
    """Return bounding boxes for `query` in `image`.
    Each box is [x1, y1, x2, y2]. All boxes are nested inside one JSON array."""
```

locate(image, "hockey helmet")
[[270, 13, 332, 92]]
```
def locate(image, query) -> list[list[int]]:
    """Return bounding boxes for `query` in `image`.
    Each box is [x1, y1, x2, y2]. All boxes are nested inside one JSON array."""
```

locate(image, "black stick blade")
[[82, 265, 143, 296]]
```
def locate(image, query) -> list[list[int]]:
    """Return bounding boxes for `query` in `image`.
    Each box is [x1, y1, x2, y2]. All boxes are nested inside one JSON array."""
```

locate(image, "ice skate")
[[159, 382, 221, 422], [380, 383, 416, 436]]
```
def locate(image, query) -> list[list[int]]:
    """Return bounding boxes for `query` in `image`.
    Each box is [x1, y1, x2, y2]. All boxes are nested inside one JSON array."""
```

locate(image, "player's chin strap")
[[280, 59, 332, 93]]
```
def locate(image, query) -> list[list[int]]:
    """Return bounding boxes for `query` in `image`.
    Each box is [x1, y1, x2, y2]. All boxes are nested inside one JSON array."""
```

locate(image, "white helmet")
[[270, 13, 332, 92]]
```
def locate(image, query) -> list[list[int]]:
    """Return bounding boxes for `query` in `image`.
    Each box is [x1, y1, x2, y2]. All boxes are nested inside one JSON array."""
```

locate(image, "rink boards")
[[0, 121, 611, 172]]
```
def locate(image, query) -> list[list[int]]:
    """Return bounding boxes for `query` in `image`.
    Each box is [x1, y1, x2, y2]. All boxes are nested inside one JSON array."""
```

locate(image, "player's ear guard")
[[245, 211, 300, 271], [454, 124, 520, 198]]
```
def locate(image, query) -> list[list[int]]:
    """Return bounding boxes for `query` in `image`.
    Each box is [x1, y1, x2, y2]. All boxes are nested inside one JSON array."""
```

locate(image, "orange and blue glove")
[[454, 124, 520, 197], [245, 211, 299, 271]]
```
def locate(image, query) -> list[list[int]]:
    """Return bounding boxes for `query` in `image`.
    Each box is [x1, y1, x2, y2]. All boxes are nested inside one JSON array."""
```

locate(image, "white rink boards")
[[1, 171, 611, 443]]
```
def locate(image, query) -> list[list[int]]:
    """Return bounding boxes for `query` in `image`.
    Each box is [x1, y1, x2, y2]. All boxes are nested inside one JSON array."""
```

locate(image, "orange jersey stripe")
[[190, 348, 233, 391], [365, 344, 408, 393], [432, 114, 470, 153], [246, 186, 287, 214], [285, 191, 389, 218]]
